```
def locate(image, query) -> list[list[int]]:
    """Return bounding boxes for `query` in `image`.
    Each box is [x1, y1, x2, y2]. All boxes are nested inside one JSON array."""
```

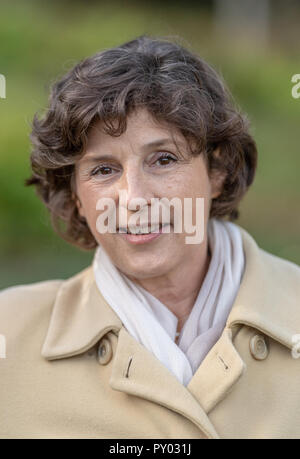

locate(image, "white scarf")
[[92, 218, 245, 386]]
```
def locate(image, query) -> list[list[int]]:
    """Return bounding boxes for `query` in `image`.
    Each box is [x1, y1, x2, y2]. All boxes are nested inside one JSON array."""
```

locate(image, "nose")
[[116, 162, 156, 227], [118, 162, 154, 208]]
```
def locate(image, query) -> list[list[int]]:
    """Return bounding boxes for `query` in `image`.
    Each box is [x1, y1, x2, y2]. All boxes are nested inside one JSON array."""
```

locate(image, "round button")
[[249, 334, 269, 360], [97, 337, 113, 365]]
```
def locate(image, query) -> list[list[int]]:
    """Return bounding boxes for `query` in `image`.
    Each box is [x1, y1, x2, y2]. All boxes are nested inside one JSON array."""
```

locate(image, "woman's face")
[[75, 108, 222, 280]]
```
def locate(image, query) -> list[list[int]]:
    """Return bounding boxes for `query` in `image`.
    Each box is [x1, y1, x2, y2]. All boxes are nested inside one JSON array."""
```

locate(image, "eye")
[[154, 153, 177, 167], [90, 165, 115, 177]]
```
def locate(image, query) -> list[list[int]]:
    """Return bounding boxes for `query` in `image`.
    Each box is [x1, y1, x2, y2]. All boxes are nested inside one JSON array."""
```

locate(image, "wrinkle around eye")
[[155, 156, 177, 166], [90, 165, 122, 178], [91, 166, 112, 176]]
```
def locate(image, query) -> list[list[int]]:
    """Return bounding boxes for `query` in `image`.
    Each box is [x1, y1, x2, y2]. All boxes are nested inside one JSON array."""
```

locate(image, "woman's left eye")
[[90, 165, 115, 177], [154, 154, 177, 166]]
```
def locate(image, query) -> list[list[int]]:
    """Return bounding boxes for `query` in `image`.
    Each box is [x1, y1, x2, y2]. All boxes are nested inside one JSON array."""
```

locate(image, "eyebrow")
[[79, 137, 187, 165]]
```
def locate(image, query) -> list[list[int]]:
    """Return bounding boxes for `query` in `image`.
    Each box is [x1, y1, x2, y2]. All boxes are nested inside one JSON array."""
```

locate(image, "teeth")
[[119, 225, 161, 234], [128, 227, 158, 235], [119, 223, 170, 235]]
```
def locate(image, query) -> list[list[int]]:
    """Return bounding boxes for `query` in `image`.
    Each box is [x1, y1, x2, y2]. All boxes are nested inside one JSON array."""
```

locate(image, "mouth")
[[117, 223, 172, 245], [118, 223, 171, 235]]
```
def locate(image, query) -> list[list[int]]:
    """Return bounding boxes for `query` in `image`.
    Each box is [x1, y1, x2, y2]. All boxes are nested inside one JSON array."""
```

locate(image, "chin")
[[119, 254, 173, 280]]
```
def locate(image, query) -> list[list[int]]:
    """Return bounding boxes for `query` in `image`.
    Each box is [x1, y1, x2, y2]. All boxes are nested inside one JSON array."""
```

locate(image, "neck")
[[128, 237, 211, 333]]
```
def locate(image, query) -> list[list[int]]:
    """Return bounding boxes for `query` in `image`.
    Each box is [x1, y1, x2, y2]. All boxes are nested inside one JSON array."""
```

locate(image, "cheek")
[[77, 183, 105, 233], [81, 189, 98, 217], [177, 165, 212, 224], [166, 166, 211, 201], [190, 164, 212, 204], [79, 181, 109, 211], [78, 183, 120, 243]]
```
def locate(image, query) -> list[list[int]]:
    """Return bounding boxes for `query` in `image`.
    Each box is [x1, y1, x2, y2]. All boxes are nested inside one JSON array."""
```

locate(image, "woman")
[[1, 35, 300, 439]]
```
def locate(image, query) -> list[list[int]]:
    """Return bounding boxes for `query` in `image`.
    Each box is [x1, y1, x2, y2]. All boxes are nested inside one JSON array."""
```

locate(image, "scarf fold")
[[92, 218, 245, 386]]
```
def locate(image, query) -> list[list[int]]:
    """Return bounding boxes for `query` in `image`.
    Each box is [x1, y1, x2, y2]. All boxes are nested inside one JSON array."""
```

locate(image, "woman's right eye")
[[90, 166, 114, 176]]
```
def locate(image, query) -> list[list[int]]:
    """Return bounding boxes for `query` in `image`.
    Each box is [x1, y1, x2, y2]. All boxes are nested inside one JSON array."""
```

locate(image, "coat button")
[[249, 334, 269, 360], [97, 337, 113, 365]]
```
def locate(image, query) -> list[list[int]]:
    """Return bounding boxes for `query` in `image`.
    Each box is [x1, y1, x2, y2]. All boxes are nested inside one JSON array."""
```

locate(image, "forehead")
[[84, 108, 190, 154]]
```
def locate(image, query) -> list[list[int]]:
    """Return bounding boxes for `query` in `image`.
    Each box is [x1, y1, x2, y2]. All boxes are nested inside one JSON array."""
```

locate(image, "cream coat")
[[1, 226, 300, 439]]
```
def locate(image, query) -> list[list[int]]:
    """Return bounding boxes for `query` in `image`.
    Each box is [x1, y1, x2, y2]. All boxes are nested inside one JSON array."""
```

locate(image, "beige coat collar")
[[226, 227, 300, 351]]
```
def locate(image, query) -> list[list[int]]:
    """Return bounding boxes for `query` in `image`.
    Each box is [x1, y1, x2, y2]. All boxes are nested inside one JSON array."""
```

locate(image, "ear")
[[72, 192, 86, 219], [210, 171, 226, 199], [209, 148, 226, 199]]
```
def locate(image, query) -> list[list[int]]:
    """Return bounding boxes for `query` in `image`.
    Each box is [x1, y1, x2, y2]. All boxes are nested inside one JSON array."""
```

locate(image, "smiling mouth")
[[118, 223, 171, 234]]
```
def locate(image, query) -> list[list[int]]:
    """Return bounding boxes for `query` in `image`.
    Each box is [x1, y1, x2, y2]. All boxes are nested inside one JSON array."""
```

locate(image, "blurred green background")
[[0, 0, 299, 289]]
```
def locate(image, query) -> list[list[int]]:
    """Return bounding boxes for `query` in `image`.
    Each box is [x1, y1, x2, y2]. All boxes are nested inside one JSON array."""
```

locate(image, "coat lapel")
[[109, 326, 219, 438], [41, 266, 123, 360]]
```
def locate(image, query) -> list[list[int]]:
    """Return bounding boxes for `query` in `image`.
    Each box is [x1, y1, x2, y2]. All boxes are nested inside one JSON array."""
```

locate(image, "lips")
[[118, 223, 170, 235], [118, 223, 171, 245]]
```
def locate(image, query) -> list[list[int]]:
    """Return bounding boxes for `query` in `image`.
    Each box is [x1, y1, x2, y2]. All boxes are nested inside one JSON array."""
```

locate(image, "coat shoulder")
[[0, 279, 64, 330], [0, 267, 93, 359], [0, 266, 93, 333], [259, 247, 300, 291], [252, 245, 300, 348], [232, 227, 300, 350], [240, 225, 300, 293]]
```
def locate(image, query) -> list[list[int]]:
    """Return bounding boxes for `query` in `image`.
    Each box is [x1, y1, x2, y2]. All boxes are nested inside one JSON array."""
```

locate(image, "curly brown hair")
[[25, 35, 257, 251]]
